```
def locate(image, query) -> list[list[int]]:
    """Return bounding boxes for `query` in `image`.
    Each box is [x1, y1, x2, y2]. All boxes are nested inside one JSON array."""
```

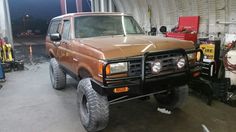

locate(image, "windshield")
[[74, 15, 144, 38]]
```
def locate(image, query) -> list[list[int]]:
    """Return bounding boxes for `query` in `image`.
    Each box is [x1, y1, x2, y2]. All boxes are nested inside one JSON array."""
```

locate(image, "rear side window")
[[47, 20, 61, 35]]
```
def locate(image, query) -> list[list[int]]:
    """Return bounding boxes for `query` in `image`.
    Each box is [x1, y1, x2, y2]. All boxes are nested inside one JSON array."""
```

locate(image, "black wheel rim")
[[81, 95, 89, 117], [78, 92, 90, 126]]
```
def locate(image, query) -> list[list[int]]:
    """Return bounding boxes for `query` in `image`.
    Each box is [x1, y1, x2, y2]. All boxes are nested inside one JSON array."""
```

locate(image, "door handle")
[[61, 42, 67, 45]]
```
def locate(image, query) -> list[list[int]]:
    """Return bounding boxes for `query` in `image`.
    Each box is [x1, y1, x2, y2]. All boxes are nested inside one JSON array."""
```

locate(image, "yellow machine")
[[2, 43, 13, 62], [200, 43, 216, 62], [198, 41, 220, 78]]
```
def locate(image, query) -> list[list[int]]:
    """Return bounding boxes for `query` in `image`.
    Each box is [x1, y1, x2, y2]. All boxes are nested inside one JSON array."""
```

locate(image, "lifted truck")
[[46, 12, 202, 132]]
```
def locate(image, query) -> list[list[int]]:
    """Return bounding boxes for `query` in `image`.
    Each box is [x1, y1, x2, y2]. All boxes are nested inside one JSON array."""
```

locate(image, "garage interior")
[[0, 0, 236, 132]]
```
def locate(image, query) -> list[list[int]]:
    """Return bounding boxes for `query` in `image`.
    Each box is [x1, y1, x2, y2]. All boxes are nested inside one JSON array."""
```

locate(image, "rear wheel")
[[77, 78, 109, 132], [154, 85, 189, 110], [49, 58, 66, 90]]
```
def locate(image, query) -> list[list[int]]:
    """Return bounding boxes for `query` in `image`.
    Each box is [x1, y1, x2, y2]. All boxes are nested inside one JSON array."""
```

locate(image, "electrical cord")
[[223, 41, 236, 74]]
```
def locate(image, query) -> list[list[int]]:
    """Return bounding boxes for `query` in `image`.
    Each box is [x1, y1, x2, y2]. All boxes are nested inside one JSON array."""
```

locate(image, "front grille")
[[128, 53, 185, 76], [128, 59, 142, 76]]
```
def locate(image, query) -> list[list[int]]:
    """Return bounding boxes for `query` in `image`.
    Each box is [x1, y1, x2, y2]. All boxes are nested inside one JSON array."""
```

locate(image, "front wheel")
[[49, 58, 66, 90], [154, 85, 189, 110], [77, 78, 109, 132]]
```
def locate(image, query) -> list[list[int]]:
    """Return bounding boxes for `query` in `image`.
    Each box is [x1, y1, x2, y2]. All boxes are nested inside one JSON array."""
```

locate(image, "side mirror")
[[50, 33, 61, 41], [159, 26, 167, 34]]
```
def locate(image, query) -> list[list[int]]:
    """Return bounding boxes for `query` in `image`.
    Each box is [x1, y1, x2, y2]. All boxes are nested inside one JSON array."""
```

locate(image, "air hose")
[[223, 41, 236, 74]]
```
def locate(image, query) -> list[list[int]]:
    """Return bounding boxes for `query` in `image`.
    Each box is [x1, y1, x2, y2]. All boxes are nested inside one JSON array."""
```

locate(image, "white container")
[[225, 50, 236, 85]]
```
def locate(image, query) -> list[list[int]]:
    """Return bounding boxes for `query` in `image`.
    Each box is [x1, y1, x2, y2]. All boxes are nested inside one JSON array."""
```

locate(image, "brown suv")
[[46, 12, 202, 132]]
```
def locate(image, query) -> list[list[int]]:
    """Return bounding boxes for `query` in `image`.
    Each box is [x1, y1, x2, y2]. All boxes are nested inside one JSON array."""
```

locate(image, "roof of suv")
[[52, 12, 129, 20]]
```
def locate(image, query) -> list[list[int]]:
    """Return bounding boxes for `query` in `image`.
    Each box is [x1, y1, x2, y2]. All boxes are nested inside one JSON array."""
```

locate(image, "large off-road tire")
[[49, 58, 66, 90], [154, 85, 189, 110], [77, 78, 109, 132]]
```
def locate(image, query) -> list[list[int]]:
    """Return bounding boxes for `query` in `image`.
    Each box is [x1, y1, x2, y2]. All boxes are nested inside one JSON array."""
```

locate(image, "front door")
[[58, 19, 73, 70]]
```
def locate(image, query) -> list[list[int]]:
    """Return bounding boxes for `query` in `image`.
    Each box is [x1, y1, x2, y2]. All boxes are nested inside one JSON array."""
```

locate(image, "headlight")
[[151, 60, 162, 74], [109, 62, 128, 74], [98, 61, 128, 75], [177, 58, 186, 69]]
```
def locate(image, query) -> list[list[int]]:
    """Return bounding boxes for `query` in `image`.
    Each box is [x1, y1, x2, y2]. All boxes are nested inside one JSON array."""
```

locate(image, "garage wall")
[[0, 0, 13, 46], [229, 0, 236, 33], [113, 0, 150, 31], [113, 0, 236, 37]]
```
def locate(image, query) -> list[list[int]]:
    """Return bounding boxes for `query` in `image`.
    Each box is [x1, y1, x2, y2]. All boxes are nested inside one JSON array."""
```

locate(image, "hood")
[[80, 35, 194, 59]]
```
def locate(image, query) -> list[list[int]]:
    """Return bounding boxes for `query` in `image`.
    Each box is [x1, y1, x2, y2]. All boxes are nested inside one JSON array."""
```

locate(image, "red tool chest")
[[166, 16, 200, 43]]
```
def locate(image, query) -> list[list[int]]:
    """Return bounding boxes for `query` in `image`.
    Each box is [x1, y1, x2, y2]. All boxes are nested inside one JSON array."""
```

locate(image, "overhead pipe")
[[0, 0, 13, 48], [90, 0, 94, 12], [60, 0, 67, 14], [91, 0, 114, 12], [216, 21, 236, 25], [5, 0, 13, 47], [108, 0, 113, 12], [94, 0, 100, 12], [100, 0, 105, 12], [76, 0, 83, 12]]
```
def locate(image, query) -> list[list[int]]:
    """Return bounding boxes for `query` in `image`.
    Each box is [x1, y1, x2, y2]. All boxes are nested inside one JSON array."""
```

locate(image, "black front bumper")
[[91, 48, 203, 96]]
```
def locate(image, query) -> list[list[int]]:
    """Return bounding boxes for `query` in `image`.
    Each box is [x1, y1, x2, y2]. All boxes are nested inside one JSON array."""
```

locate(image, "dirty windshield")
[[74, 15, 144, 38]]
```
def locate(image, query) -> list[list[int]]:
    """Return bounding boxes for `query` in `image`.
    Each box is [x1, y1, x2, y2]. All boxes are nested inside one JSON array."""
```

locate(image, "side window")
[[124, 18, 135, 33], [61, 20, 71, 40], [47, 20, 61, 35]]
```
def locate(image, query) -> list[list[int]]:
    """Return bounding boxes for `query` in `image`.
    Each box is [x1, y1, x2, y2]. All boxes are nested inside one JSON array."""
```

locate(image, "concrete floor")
[[0, 62, 236, 132]]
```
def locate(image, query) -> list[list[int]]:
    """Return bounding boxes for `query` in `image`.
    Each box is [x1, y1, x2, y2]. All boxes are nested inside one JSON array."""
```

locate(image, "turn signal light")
[[193, 72, 201, 77], [98, 62, 110, 75], [196, 51, 201, 61], [113, 87, 129, 93]]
